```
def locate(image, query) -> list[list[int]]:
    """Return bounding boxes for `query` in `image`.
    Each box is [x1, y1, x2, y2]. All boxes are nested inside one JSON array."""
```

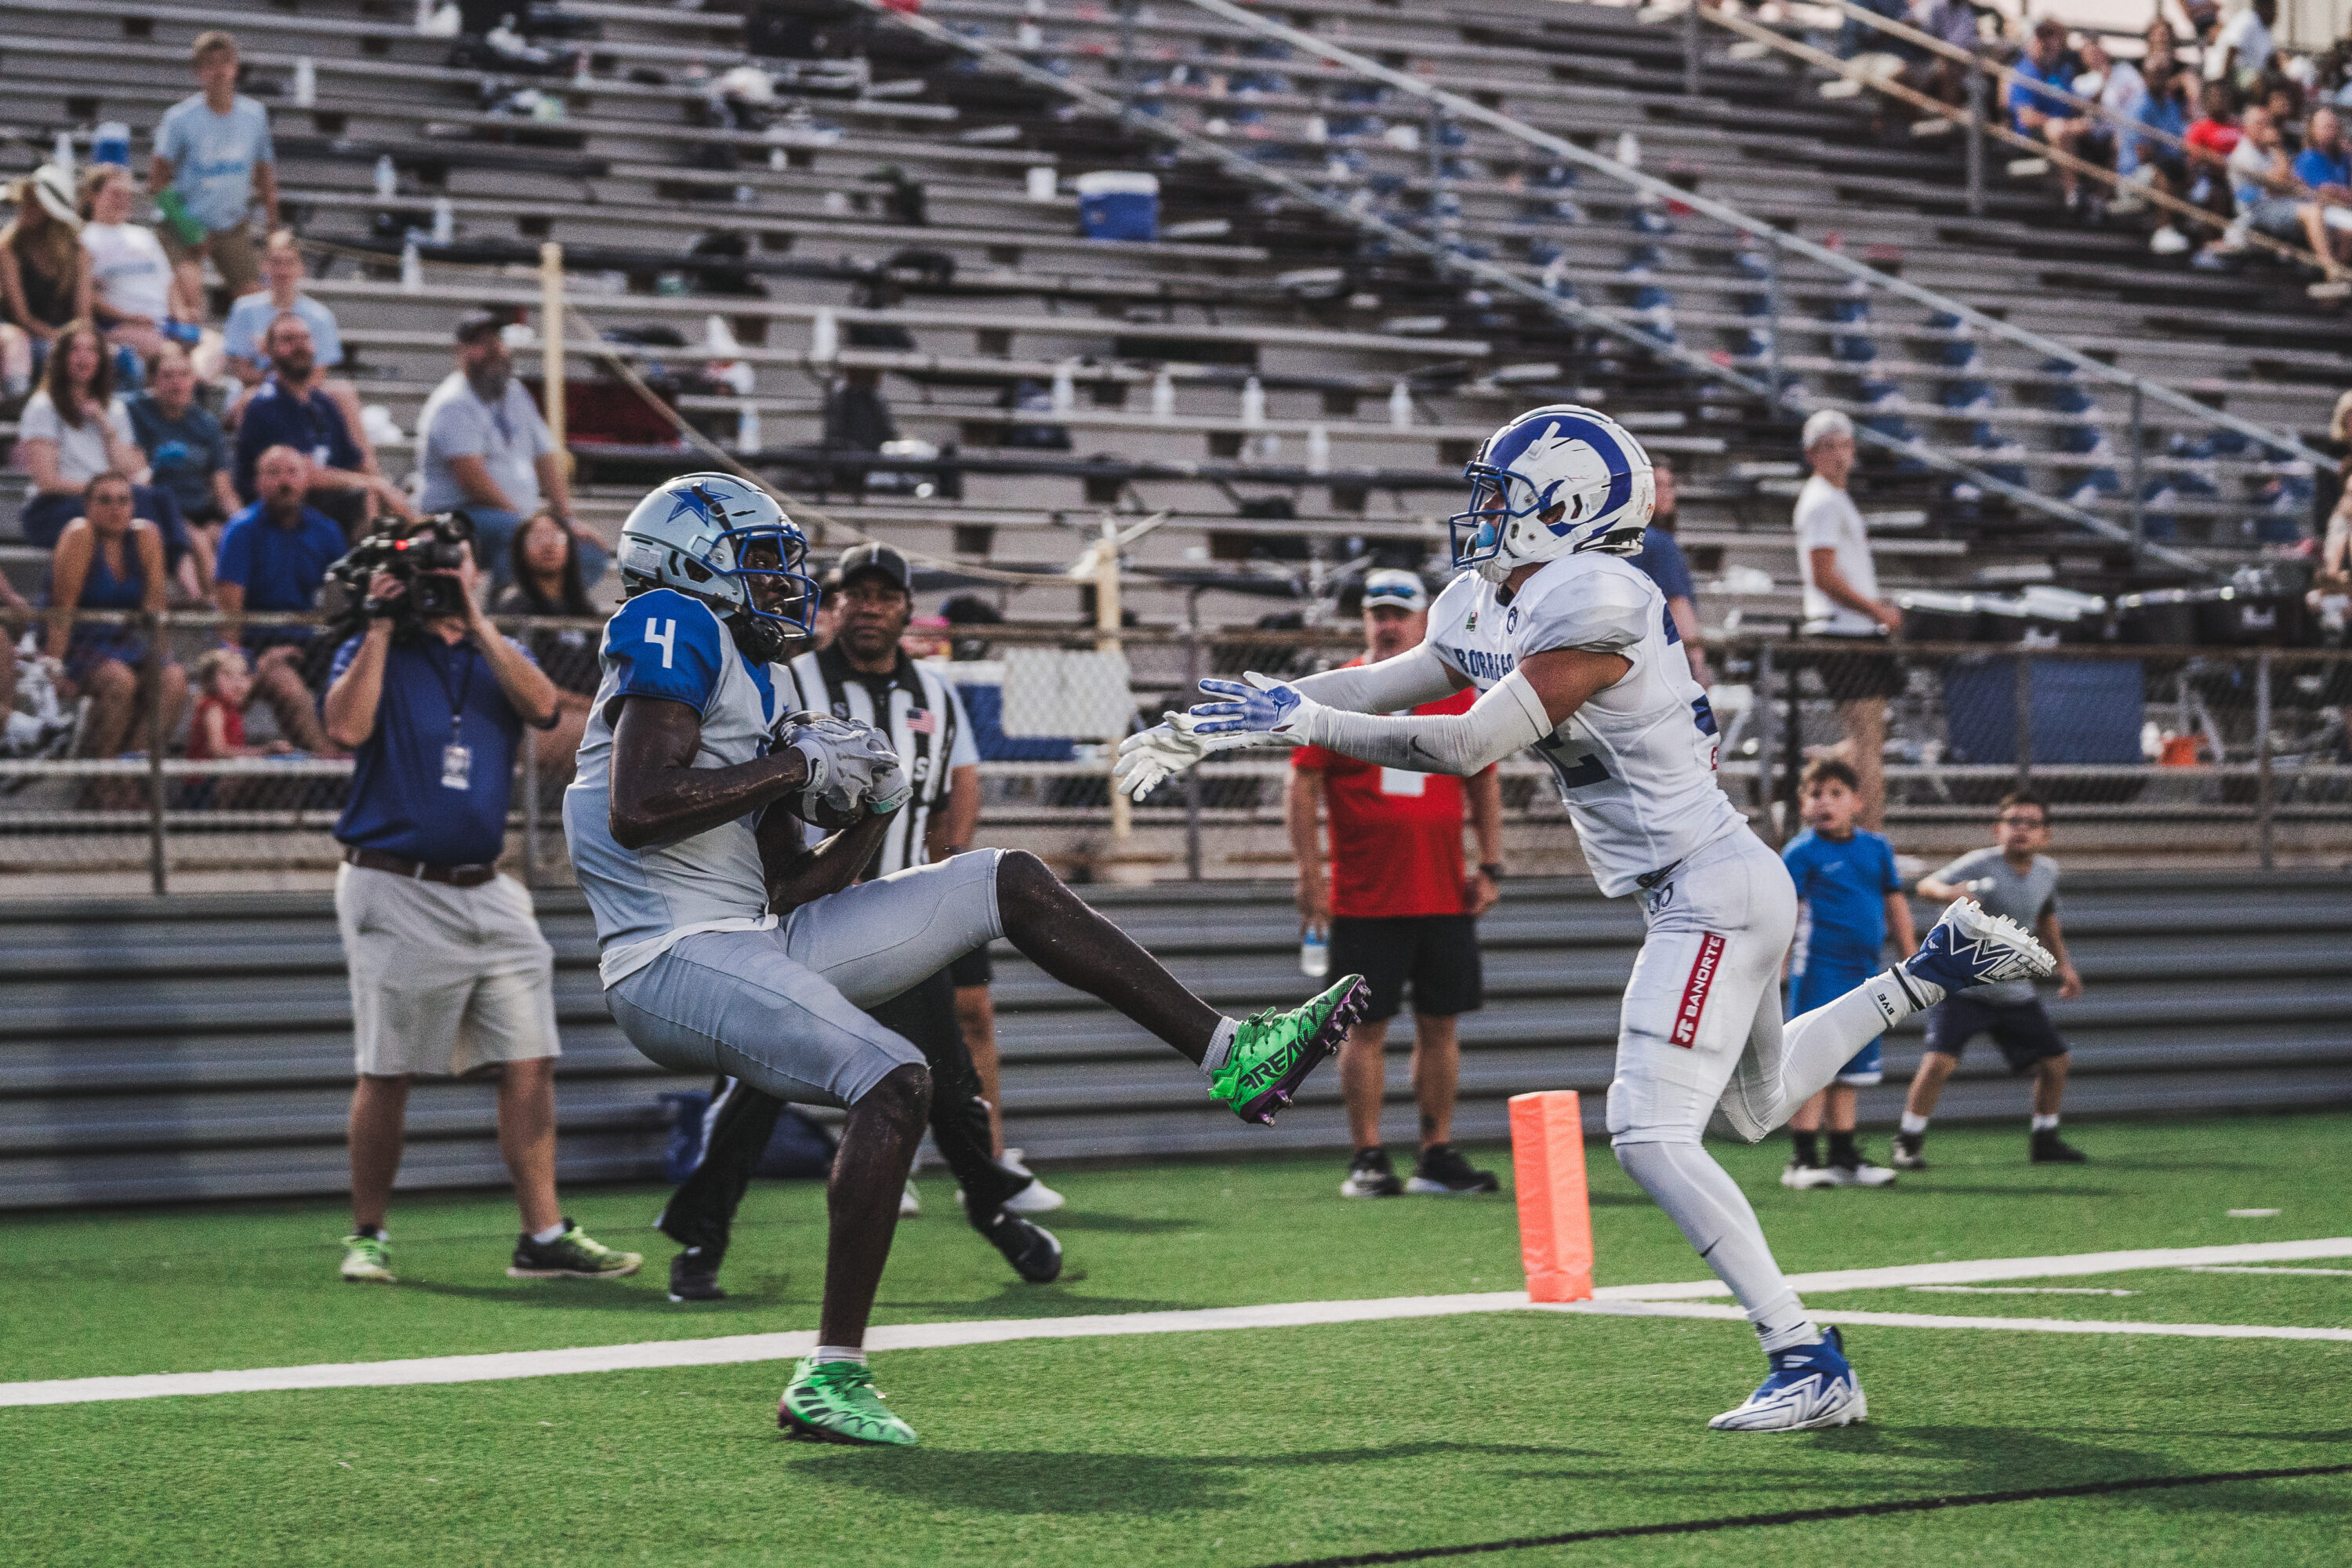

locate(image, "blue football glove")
[[1186, 671, 1323, 741]]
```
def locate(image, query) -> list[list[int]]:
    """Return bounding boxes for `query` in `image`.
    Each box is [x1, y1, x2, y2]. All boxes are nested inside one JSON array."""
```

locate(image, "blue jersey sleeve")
[[602, 591, 725, 713]]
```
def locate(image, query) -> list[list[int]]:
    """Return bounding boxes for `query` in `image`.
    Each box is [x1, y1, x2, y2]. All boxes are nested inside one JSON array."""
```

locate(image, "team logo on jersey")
[[1507, 605, 1520, 633], [1465, 611, 1478, 630]]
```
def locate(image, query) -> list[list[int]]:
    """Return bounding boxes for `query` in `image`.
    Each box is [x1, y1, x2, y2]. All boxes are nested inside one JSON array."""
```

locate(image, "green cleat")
[[506, 1219, 642, 1279], [1209, 975, 1370, 1125], [339, 1233, 394, 1283], [779, 1357, 918, 1446]]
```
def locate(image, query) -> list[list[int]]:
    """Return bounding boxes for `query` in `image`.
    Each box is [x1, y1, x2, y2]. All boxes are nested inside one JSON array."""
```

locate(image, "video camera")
[[323, 512, 477, 628]]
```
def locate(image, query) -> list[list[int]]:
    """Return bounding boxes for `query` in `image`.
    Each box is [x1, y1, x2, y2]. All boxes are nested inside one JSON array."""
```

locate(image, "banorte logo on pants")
[[1671, 933, 1726, 1048]]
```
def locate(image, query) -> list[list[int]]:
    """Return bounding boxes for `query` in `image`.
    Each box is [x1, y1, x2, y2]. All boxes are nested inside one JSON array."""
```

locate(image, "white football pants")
[[1604, 828, 1917, 1352]]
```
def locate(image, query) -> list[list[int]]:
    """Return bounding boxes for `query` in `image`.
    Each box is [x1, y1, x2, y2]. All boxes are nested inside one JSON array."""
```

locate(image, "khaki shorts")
[[336, 862, 560, 1077], [160, 221, 260, 297]]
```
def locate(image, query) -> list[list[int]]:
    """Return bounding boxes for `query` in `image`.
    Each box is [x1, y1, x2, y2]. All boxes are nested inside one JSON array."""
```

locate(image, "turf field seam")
[[8, 1236, 2351, 1407], [1243, 1463, 2352, 1568]]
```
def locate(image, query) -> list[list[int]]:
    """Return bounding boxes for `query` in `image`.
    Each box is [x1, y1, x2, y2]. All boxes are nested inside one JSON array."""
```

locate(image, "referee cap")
[[837, 541, 913, 593], [1801, 408, 1854, 451], [1360, 568, 1429, 614]]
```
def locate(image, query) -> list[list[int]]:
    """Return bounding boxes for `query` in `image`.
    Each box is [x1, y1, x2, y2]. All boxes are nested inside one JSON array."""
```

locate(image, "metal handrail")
[[857, 0, 2216, 576], [1175, 0, 2330, 474]]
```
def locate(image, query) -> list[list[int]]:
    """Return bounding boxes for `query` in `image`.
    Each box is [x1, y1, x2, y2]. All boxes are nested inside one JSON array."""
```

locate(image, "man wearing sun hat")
[[1286, 567, 1506, 1200]]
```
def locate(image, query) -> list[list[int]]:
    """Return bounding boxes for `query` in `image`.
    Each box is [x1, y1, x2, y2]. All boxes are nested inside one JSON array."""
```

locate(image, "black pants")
[[655, 967, 1024, 1261]]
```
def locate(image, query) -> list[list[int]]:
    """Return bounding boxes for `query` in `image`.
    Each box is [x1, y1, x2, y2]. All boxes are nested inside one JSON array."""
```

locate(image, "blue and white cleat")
[[1709, 1326, 1867, 1432], [1899, 898, 2055, 1004]]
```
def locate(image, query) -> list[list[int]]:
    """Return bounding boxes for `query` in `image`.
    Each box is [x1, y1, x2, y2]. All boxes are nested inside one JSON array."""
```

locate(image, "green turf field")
[[6, 1112, 2349, 1566]]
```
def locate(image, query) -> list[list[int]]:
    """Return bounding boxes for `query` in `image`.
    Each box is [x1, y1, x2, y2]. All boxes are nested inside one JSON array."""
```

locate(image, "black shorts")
[[1328, 913, 1483, 1023], [1924, 993, 2068, 1073], [1807, 642, 1907, 702], [948, 943, 993, 988]]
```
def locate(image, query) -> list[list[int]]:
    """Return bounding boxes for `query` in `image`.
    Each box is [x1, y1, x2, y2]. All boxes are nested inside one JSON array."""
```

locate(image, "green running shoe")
[[1210, 974, 1370, 1125], [779, 1357, 918, 1446], [339, 1232, 394, 1283], [506, 1219, 643, 1279]]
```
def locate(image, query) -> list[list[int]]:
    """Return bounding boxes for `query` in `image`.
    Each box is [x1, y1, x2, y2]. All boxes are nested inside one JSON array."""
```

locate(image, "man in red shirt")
[[1287, 569, 1504, 1197]]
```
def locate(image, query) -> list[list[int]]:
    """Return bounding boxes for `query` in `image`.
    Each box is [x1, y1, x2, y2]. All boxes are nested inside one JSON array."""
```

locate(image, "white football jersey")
[[1423, 556, 1745, 897]]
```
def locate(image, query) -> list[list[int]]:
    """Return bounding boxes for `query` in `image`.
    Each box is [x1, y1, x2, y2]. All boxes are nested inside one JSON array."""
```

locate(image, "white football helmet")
[[615, 473, 821, 661], [1448, 404, 1655, 583]]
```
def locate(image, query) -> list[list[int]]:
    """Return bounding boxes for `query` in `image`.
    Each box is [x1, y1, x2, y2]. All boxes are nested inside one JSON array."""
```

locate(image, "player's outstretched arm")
[[608, 695, 812, 851], [1188, 648, 1629, 776]]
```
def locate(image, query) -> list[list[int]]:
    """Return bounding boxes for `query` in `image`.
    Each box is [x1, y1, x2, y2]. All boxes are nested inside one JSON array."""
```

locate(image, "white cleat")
[[1823, 1161, 1898, 1188], [1709, 1327, 1867, 1432], [1780, 1160, 1837, 1190], [899, 1181, 921, 1218], [1901, 899, 2056, 1002], [1003, 1177, 1066, 1214]]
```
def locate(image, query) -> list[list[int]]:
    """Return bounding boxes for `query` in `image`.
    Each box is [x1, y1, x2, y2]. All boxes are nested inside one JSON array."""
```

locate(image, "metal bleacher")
[[3, 872, 2347, 1207]]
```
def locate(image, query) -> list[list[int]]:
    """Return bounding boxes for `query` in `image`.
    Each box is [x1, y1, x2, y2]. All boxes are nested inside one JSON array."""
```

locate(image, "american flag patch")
[[906, 708, 938, 735]]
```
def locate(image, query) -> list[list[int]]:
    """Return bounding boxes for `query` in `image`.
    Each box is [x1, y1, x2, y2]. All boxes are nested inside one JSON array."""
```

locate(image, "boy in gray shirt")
[[1893, 791, 2086, 1168]]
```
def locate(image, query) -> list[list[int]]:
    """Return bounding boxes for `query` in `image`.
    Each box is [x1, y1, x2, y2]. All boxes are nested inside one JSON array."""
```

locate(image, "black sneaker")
[[1406, 1144, 1500, 1195], [2031, 1130, 2088, 1164], [1339, 1147, 1403, 1199], [506, 1218, 642, 1279], [1890, 1132, 1928, 1171], [972, 1206, 1063, 1283], [668, 1248, 726, 1302]]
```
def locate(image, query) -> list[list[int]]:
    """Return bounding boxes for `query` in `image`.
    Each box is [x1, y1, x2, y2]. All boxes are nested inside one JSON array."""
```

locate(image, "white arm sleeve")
[[1294, 669, 1552, 775], [1287, 642, 1464, 714]]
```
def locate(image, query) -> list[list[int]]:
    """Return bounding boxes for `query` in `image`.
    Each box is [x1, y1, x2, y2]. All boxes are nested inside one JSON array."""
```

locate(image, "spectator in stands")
[[2183, 78, 2246, 222], [1, 166, 90, 366], [1793, 408, 1902, 831], [150, 31, 277, 301], [1289, 568, 1504, 1200], [16, 321, 146, 551], [492, 511, 597, 788], [2293, 107, 2352, 293], [212, 444, 343, 756], [232, 313, 409, 539], [223, 231, 369, 451], [2216, 104, 2309, 262], [126, 340, 234, 531], [2141, 51, 2200, 252], [416, 311, 601, 589], [44, 472, 185, 764], [1916, 0, 1986, 107], [2206, 0, 2277, 94], [2076, 39, 2149, 180], [78, 165, 196, 368], [2010, 20, 2092, 211], [321, 537, 636, 1289], [186, 647, 286, 762], [1631, 460, 1711, 687], [1893, 792, 2086, 1170]]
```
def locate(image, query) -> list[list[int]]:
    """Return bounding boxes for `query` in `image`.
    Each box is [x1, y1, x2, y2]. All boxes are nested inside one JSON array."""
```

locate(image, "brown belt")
[[343, 847, 498, 887]]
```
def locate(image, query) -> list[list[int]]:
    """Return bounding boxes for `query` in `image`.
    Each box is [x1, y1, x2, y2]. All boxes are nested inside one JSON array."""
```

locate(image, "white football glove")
[[775, 712, 887, 822], [1112, 706, 1285, 800]]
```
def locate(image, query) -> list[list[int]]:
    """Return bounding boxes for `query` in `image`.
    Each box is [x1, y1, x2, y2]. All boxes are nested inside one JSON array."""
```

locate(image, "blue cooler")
[[1075, 171, 1160, 242]]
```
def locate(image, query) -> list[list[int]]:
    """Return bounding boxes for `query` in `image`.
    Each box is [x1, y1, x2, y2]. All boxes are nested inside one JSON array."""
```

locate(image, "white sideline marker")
[[4, 1236, 2347, 1409], [1904, 1286, 2140, 1297]]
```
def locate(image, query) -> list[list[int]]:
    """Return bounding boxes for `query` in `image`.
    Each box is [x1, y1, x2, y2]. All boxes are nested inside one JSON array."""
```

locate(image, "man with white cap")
[[1794, 408, 1903, 829], [1287, 568, 1504, 1199]]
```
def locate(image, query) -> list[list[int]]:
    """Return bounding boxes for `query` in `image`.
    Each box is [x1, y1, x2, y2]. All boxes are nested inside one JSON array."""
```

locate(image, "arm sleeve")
[[1288, 641, 1463, 713], [601, 593, 725, 714], [1293, 668, 1552, 775]]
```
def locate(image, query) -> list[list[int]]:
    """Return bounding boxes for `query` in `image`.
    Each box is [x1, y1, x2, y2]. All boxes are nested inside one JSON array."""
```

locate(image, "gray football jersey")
[[1933, 846, 2059, 1004]]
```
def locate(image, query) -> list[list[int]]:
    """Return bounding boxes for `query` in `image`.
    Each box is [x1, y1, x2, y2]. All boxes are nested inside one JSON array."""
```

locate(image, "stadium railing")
[[6, 608, 2345, 894]]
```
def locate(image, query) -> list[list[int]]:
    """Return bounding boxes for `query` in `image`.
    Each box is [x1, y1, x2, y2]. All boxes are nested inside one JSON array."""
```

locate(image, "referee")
[[655, 542, 1058, 1301]]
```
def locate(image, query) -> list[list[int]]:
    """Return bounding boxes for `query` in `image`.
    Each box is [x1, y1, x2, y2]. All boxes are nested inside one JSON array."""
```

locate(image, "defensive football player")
[[1117, 408, 2054, 1432], [564, 474, 1368, 1446]]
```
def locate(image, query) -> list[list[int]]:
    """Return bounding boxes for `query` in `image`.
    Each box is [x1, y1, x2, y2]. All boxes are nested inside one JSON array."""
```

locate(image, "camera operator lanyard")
[[433, 641, 477, 792]]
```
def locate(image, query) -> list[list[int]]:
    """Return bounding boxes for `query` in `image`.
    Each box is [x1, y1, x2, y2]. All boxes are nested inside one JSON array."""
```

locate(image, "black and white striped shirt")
[[783, 644, 979, 877]]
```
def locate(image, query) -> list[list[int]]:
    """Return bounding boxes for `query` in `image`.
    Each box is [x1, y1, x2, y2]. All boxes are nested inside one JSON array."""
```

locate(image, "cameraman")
[[321, 539, 640, 1287]]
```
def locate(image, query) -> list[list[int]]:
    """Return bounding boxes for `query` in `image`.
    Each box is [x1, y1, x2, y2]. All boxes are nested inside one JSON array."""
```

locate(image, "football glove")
[[1112, 709, 1276, 800], [1187, 671, 1327, 743], [773, 712, 886, 823]]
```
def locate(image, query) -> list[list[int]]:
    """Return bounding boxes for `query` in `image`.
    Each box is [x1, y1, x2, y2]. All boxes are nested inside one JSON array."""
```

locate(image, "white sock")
[[2032, 1113, 2060, 1132], [530, 1221, 568, 1246], [1200, 1016, 1240, 1077], [1900, 1111, 1929, 1136], [1614, 1138, 1817, 1355], [812, 1345, 867, 1367]]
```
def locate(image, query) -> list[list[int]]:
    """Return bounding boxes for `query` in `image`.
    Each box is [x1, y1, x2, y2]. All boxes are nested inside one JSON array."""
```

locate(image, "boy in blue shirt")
[[1779, 759, 1917, 1189]]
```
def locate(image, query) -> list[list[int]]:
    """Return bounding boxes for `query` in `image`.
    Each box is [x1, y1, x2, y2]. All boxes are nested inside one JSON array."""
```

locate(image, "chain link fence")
[[4, 611, 2347, 894]]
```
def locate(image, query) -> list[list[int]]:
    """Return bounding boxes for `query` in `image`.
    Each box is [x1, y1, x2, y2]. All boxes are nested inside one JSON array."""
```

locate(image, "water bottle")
[[1299, 925, 1330, 979], [430, 196, 454, 245], [1051, 359, 1076, 412], [1151, 367, 1174, 419], [1240, 376, 1265, 428], [737, 402, 762, 454], [400, 241, 423, 292], [374, 155, 397, 198], [1388, 379, 1414, 429], [1306, 423, 1330, 474], [294, 56, 317, 109], [809, 307, 839, 363]]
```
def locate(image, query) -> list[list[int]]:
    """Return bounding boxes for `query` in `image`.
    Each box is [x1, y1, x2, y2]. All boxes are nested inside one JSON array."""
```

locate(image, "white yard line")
[[1904, 1286, 2140, 1297], [5, 1236, 2347, 1409], [2185, 1265, 2352, 1277]]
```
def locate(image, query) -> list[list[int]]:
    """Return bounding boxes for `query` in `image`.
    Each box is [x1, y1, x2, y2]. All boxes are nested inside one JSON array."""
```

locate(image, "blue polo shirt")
[[1783, 826, 1903, 974], [1632, 525, 1696, 604], [2008, 61, 2078, 132], [2295, 145, 2352, 191], [215, 501, 345, 640], [330, 630, 546, 866], [234, 376, 363, 501]]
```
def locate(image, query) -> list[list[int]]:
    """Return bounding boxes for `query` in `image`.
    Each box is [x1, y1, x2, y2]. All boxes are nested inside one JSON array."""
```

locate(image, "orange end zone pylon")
[[1509, 1090, 1594, 1303]]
